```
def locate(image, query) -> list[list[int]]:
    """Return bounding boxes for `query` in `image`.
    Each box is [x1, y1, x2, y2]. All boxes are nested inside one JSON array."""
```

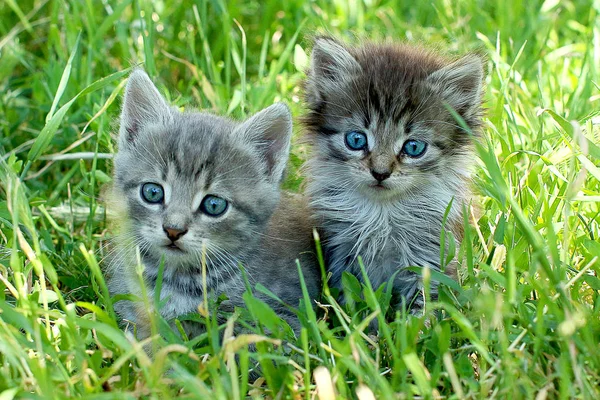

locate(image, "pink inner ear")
[[125, 124, 137, 138], [120, 70, 173, 143], [236, 104, 292, 183], [311, 38, 360, 80]]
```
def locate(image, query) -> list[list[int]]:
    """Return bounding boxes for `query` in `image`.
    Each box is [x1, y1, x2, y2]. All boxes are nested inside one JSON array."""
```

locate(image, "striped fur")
[[107, 70, 320, 338]]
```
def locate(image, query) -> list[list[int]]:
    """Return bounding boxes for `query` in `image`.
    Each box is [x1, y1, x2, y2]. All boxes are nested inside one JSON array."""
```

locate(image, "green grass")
[[1, 0, 599, 398]]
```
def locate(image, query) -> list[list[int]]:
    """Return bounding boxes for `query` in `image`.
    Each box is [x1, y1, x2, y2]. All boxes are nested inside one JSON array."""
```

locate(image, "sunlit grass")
[[1, 0, 599, 398]]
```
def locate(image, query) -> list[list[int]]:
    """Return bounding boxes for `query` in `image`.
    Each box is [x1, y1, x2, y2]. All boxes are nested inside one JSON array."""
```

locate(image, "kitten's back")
[[253, 192, 321, 301]]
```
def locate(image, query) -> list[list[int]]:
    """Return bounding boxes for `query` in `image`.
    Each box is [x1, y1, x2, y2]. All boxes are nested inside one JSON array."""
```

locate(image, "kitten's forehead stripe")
[[367, 82, 383, 120], [395, 99, 415, 125], [202, 137, 223, 190], [193, 158, 214, 181], [363, 111, 371, 128]]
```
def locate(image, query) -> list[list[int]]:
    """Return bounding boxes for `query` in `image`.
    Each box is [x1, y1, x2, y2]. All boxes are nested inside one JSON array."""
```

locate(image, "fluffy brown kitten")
[[302, 37, 483, 311]]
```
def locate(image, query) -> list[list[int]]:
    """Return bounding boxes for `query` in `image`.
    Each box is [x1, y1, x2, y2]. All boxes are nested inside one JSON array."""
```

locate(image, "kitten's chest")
[[145, 262, 244, 320], [325, 206, 444, 287]]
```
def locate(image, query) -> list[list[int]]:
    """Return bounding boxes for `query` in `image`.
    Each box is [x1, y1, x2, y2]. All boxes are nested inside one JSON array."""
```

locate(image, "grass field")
[[1, 0, 599, 398]]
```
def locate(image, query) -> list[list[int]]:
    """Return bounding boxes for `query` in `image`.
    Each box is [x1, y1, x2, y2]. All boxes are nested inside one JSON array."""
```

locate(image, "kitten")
[[302, 38, 483, 311], [107, 69, 320, 339]]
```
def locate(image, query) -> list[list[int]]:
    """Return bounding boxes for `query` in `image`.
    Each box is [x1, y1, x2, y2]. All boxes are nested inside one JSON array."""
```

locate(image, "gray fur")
[[107, 69, 320, 338], [302, 38, 483, 310]]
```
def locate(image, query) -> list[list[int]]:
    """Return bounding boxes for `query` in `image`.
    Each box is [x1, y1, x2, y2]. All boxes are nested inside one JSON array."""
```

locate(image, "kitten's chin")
[[149, 243, 189, 260], [359, 182, 403, 201]]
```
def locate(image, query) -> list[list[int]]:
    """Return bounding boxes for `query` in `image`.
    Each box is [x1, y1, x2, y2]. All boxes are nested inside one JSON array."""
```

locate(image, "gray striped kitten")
[[302, 38, 483, 311], [107, 70, 320, 339]]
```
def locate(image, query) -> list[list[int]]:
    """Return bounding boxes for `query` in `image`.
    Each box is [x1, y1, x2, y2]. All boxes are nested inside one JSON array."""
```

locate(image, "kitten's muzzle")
[[163, 225, 188, 242]]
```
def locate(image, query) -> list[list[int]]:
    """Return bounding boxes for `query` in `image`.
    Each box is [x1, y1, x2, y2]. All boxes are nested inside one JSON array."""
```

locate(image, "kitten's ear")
[[426, 54, 484, 118], [237, 103, 292, 183], [306, 37, 361, 104], [119, 69, 172, 145]]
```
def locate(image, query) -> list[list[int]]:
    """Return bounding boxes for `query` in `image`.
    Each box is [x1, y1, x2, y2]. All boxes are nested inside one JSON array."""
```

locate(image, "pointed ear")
[[305, 37, 361, 104], [426, 54, 484, 118], [119, 69, 172, 145], [236, 103, 292, 183]]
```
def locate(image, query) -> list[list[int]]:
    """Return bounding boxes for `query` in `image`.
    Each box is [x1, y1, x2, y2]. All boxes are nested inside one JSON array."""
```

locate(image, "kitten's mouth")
[[165, 243, 185, 252], [370, 183, 389, 190], [365, 182, 401, 200]]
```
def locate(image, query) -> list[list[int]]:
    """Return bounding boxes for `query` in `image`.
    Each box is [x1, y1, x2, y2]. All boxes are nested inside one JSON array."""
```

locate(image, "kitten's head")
[[303, 37, 484, 202], [114, 69, 292, 266]]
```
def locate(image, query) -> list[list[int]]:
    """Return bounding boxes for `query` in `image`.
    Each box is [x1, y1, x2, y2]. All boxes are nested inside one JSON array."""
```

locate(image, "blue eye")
[[345, 131, 368, 151], [141, 183, 164, 203], [200, 195, 228, 217], [402, 140, 428, 158]]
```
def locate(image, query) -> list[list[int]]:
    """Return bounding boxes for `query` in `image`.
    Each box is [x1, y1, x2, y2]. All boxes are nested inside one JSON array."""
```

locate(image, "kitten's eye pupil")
[[345, 131, 368, 151], [402, 140, 427, 158], [200, 195, 228, 217], [141, 183, 164, 203]]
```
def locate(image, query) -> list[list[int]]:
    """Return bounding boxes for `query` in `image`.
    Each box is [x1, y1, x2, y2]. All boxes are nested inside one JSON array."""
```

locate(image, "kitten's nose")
[[163, 225, 188, 242], [371, 169, 391, 182]]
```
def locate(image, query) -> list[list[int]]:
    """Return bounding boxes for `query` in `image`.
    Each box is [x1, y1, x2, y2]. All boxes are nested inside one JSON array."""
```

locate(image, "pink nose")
[[163, 226, 188, 241]]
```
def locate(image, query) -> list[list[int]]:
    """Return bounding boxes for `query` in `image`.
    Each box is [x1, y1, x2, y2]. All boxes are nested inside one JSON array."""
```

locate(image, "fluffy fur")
[[302, 38, 484, 310], [107, 69, 320, 338]]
